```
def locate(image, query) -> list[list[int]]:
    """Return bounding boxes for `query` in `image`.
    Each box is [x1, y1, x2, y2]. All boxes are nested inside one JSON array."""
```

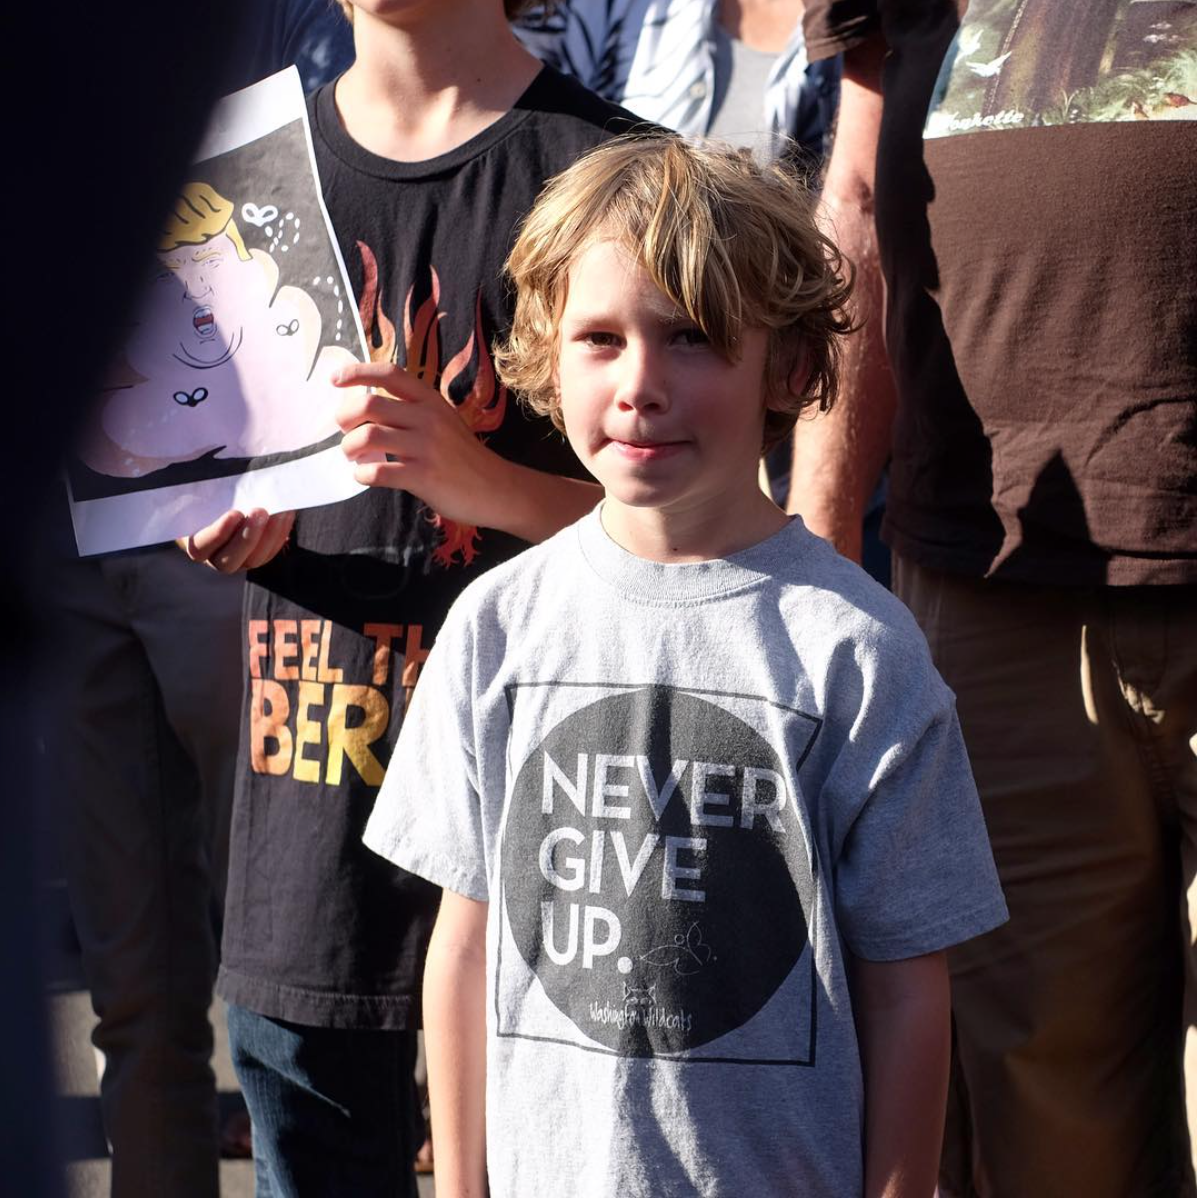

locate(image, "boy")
[[183, 1, 635, 1191], [363, 137, 1009, 1198]]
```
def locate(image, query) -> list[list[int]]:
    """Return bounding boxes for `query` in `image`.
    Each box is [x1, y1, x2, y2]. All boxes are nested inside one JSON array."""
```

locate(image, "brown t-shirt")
[[806, 0, 1196, 585]]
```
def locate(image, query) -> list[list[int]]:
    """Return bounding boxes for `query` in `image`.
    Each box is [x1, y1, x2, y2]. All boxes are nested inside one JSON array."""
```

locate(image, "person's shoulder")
[[771, 522, 935, 671], [445, 514, 589, 635], [517, 65, 656, 147], [802, 0, 881, 64]]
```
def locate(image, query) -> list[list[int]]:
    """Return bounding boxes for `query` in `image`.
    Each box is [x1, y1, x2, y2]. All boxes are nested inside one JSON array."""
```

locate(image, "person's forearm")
[[424, 902, 489, 1198], [485, 457, 602, 544], [787, 33, 896, 562], [852, 952, 951, 1198]]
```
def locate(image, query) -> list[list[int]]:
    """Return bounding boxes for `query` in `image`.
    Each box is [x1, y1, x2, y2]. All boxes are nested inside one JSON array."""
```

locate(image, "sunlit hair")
[[335, 0, 548, 21], [495, 135, 854, 449], [159, 182, 251, 261]]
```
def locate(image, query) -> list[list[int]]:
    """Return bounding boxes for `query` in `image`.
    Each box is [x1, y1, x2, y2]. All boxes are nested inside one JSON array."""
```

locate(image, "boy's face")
[[556, 239, 772, 534]]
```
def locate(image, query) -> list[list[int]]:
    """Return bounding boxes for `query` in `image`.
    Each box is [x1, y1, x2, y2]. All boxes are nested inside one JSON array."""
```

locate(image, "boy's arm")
[[424, 889, 489, 1198], [336, 361, 601, 544], [850, 950, 951, 1198], [786, 32, 896, 563], [178, 355, 601, 573]]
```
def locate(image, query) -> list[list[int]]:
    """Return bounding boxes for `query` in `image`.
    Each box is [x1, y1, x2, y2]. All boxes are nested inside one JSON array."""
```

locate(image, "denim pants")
[[227, 1004, 422, 1198], [47, 544, 244, 1198]]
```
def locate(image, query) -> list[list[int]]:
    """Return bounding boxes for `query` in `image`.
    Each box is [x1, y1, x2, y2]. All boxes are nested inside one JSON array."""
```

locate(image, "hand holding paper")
[[334, 362, 510, 530], [180, 507, 296, 574], [67, 67, 370, 556]]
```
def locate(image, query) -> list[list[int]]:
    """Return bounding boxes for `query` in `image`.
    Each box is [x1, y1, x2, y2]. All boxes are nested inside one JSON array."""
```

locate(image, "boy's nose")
[[614, 345, 669, 412]]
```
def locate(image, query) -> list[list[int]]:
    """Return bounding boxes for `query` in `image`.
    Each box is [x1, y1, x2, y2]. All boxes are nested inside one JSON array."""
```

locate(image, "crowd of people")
[[51, 1, 1194, 1196]]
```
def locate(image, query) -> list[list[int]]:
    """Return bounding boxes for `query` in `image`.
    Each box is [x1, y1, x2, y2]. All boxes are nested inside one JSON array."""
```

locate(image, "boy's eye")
[[581, 331, 620, 348], [672, 326, 710, 347]]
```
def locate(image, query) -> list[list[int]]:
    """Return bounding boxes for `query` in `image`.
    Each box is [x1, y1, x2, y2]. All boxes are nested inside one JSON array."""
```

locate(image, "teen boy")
[[363, 136, 1009, 1198], [183, 1, 634, 1191]]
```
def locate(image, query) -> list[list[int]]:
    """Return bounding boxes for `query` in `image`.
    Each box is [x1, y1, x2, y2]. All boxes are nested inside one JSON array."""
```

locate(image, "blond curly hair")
[[495, 135, 854, 450]]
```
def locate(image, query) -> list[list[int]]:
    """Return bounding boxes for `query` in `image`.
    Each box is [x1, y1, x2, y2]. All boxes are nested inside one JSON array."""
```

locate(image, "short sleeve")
[[802, 0, 879, 62], [363, 601, 491, 901], [834, 694, 1008, 961]]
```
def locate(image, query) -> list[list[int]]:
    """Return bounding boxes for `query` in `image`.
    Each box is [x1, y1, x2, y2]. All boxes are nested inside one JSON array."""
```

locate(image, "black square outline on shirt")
[[494, 679, 822, 1068]]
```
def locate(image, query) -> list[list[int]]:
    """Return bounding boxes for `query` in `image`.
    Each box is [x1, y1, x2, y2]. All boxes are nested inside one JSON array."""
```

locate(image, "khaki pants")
[[894, 558, 1196, 1198]]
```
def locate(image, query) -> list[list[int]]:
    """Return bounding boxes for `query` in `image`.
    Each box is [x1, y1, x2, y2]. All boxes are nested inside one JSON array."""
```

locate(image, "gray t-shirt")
[[365, 509, 1007, 1197], [708, 25, 779, 149]]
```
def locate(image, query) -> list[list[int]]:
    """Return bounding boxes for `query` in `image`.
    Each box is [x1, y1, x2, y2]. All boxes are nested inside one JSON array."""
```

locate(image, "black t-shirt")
[[217, 67, 636, 1028], [805, 0, 1196, 586]]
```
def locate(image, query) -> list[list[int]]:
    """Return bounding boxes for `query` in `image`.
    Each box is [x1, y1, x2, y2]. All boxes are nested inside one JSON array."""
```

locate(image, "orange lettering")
[[300, 620, 321, 682], [273, 620, 299, 680], [326, 684, 389, 787], [402, 623, 431, 690], [317, 619, 344, 683], [363, 623, 403, 686], [250, 679, 292, 775], [293, 681, 325, 783], [248, 620, 268, 679]]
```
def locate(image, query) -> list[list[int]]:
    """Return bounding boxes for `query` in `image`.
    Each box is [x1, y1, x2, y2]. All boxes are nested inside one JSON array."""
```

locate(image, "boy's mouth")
[[609, 438, 687, 461]]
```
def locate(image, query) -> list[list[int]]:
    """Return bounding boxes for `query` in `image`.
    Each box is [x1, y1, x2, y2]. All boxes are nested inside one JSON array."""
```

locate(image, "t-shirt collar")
[[575, 503, 810, 603]]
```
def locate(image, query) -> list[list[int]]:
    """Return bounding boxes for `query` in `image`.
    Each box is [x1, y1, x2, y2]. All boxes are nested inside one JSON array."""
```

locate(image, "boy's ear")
[[765, 346, 813, 412]]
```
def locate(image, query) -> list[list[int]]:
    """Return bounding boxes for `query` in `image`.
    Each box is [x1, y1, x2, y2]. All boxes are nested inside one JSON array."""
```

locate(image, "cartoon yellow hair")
[[159, 182, 251, 261]]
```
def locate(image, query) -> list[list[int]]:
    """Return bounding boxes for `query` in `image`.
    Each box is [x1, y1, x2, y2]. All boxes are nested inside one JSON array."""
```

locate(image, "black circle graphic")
[[502, 685, 808, 1056]]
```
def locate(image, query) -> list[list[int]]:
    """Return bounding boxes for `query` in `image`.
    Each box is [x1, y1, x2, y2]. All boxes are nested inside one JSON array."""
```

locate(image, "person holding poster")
[[46, 5, 354, 1198], [185, 0, 635, 1192]]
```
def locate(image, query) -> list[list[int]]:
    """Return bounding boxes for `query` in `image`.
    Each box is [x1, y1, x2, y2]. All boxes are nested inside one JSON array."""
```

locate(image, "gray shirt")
[[366, 509, 1007, 1197], [708, 25, 779, 148]]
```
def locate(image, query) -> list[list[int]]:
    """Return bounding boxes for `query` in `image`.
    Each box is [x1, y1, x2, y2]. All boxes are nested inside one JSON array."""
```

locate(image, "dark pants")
[[49, 545, 244, 1198], [227, 1004, 422, 1198]]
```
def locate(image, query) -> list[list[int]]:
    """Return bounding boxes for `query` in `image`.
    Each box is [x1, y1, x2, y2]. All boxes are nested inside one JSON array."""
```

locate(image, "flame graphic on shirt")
[[356, 241, 508, 567]]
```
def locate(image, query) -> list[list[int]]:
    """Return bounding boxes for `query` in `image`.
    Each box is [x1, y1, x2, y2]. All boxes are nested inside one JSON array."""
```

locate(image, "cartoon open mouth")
[[193, 306, 216, 339]]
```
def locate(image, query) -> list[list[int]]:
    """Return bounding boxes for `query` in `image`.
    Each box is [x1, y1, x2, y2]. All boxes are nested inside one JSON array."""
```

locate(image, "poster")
[[68, 67, 368, 555]]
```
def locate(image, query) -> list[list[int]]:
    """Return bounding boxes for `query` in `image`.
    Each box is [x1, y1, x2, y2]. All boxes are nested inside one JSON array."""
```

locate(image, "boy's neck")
[[602, 489, 791, 564], [334, 2, 541, 162]]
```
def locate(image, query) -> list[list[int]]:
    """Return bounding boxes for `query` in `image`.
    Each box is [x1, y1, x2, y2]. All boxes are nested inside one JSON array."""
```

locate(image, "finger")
[[243, 510, 295, 570], [340, 421, 422, 462], [335, 387, 432, 434], [209, 509, 270, 574], [332, 361, 430, 399], [333, 362, 453, 411], [185, 509, 245, 563], [352, 460, 413, 491]]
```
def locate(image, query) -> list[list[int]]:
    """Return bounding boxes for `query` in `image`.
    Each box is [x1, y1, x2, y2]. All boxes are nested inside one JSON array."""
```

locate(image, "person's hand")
[[334, 361, 505, 527], [179, 507, 295, 573]]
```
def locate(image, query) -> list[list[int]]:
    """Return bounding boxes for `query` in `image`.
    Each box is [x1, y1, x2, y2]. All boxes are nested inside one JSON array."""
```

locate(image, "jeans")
[[227, 1004, 422, 1198], [47, 544, 244, 1198]]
